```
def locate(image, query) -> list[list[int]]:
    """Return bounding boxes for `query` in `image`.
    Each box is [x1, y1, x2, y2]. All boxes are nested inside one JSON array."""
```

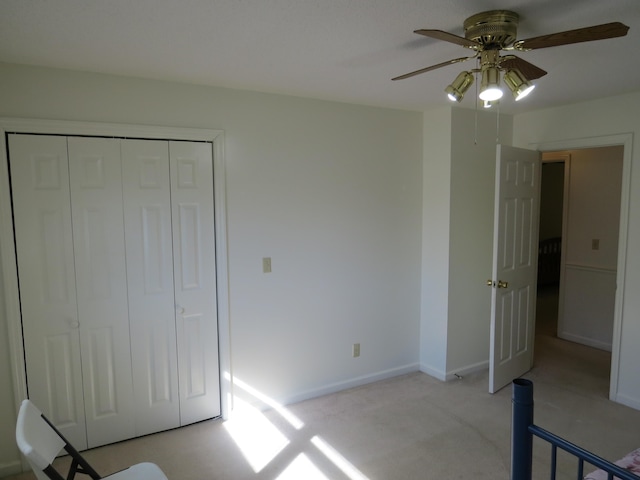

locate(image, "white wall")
[[420, 107, 452, 378], [447, 108, 512, 376], [0, 255, 20, 475], [563, 147, 623, 270], [513, 91, 640, 410], [559, 147, 623, 350], [0, 62, 423, 473], [420, 106, 513, 379]]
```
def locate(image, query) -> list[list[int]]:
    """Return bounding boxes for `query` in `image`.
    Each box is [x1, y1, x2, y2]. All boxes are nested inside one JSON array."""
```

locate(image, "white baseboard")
[[420, 360, 489, 382], [445, 360, 489, 381], [0, 460, 24, 477], [558, 332, 612, 352], [274, 363, 421, 407], [614, 392, 640, 411], [419, 363, 447, 381]]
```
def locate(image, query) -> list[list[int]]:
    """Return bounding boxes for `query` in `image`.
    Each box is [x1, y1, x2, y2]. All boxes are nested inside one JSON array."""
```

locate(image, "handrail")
[[529, 425, 640, 480], [511, 379, 640, 480]]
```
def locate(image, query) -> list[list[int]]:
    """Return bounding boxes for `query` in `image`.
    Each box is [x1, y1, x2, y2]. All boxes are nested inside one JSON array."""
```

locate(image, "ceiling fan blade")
[[499, 56, 547, 80], [414, 29, 479, 48], [514, 22, 629, 50], [392, 56, 475, 81]]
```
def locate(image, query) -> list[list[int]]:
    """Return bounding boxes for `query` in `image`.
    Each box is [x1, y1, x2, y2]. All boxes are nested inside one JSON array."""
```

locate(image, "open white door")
[[489, 144, 541, 394]]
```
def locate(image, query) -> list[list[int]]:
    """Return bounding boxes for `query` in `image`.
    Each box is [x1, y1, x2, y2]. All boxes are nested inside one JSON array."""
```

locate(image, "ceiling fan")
[[392, 10, 629, 105]]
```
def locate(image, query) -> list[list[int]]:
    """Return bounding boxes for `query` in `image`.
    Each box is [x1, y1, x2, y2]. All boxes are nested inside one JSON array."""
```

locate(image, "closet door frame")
[[0, 118, 231, 433]]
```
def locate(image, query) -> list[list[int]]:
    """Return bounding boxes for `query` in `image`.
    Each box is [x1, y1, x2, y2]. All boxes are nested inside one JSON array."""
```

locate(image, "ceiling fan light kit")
[[445, 71, 474, 102], [393, 9, 630, 108], [479, 66, 503, 102], [503, 68, 535, 101]]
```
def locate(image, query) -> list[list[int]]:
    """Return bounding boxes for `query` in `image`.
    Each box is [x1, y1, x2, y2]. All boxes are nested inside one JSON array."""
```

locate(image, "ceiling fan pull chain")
[[474, 69, 479, 145], [496, 101, 500, 144]]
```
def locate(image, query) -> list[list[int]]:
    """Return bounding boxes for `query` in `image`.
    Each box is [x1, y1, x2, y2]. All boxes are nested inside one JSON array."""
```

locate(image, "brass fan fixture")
[[392, 10, 629, 107]]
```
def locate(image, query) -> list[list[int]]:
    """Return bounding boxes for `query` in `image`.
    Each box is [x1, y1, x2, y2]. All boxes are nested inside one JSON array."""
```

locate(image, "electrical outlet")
[[263, 257, 272, 273], [352, 343, 360, 358]]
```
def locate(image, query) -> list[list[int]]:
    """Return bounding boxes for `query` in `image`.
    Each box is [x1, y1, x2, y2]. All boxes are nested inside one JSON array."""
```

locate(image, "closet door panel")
[[170, 141, 220, 425], [122, 139, 180, 435], [8, 134, 88, 450], [68, 137, 135, 447]]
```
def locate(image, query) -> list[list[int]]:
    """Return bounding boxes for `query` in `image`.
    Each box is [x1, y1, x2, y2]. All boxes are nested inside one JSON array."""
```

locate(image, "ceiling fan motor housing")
[[464, 10, 519, 49]]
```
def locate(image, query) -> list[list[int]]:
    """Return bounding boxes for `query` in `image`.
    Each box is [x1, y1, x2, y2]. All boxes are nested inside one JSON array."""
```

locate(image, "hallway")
[[533, 284, 612, 400]]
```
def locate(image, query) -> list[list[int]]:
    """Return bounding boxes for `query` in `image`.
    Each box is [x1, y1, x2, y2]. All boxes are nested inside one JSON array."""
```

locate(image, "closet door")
[[122, 139, 180, 435], [170, 141, 220, 424], [11, 134, 221, 447], [9, 134, 88, 450], [67, 137, 135, 447]]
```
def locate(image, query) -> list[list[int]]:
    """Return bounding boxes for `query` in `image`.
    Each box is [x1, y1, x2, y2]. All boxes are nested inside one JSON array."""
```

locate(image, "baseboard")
[[445, 360, 489, 381], [558, 332, 612, 352], [280, 363, 421, 407], [420, 360, 489, 382], [0, 460, 24, 477], [614, 392, 640, 411], [419, 363, 447, 381]]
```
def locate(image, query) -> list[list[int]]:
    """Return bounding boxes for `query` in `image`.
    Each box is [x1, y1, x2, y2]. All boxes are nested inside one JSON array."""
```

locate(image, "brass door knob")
[[497, 280, 509, 289]]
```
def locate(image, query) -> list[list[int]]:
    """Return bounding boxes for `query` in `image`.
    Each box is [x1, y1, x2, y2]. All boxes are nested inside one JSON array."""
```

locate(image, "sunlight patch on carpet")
[[225, 374, 371, 479], [276, 454, 330, 480], [223, 396, 289, 472], [312, 436, 370, 480]]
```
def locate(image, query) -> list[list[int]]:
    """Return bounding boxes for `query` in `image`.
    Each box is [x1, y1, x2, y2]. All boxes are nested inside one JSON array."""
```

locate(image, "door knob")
[[176, 304, 185, 314], [486, 279, 494, 287], [497, 280, 509, 289]]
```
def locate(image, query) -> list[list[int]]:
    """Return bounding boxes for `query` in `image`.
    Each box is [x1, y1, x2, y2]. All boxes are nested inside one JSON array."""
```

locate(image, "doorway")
[[535, 145, 625, 397], [536, 158, 564, 339]]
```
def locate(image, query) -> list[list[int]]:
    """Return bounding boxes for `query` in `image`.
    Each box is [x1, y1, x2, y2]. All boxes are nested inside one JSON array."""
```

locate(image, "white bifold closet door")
[[68, 137, 136, 447], [10, 135, 135, 449], [122, 139, 220, 433], [9, 134, 220, 450], [121, 139, 179, 435], [169, 141, 220, 425]]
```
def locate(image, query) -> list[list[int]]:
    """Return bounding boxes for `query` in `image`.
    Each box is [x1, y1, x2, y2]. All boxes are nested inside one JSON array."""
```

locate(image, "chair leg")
[[67, 457, 102, 480], [40, 414, 102, 480], [42, 465, 65, 480]]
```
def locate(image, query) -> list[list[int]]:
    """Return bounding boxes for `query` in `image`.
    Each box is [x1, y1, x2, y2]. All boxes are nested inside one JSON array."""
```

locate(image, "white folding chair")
[[16, 399, 168, 480]]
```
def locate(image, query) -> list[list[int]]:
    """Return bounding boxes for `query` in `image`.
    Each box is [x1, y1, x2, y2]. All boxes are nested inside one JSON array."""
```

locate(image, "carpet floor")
[[7, 287, 640, 479]]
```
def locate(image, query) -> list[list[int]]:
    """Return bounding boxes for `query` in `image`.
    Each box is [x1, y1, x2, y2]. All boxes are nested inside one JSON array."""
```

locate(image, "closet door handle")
[[68, 319, 80, 329], [176, 304, 185, 315]]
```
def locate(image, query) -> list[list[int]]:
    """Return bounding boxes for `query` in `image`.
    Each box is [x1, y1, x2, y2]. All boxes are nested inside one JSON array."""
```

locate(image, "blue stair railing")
[[511, 378, 640, 480]]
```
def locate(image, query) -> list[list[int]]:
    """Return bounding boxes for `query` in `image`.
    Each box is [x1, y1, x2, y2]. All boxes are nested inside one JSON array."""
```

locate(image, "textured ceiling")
[[1, 0, 639, 114]]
